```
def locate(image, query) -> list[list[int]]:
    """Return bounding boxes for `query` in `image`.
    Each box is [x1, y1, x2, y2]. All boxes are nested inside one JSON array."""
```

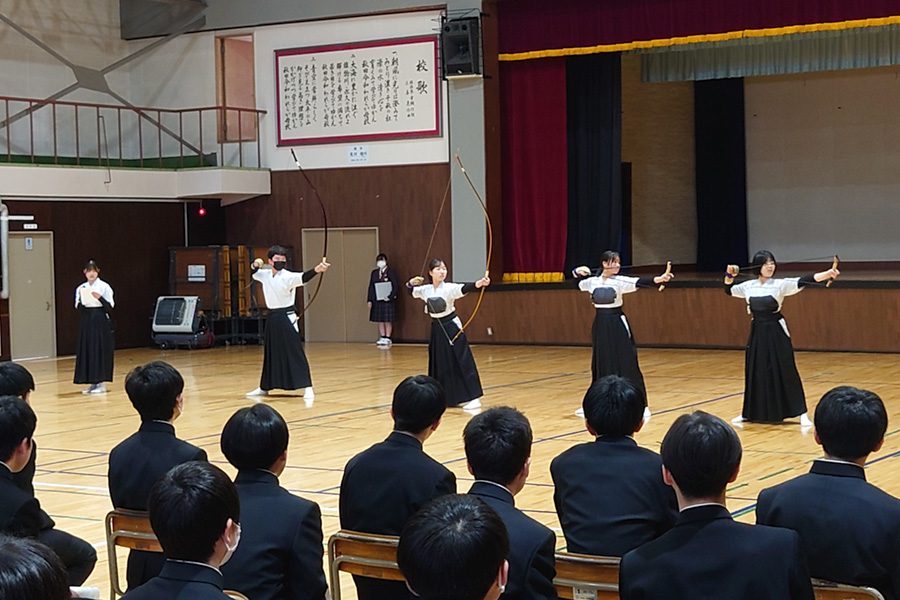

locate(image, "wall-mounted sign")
[[276, 36, 441, 146]]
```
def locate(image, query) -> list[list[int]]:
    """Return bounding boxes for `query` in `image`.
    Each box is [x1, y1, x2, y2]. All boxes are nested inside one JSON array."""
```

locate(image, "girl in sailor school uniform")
[[407, 258, 490, 410], [246, 245, 329, 401], [725, 250, 839, 427], [74, 259, 115, 394], [573, 251, 674, 418]]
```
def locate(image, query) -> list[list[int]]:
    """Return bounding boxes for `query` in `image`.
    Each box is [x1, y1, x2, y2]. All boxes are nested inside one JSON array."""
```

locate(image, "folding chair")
[[813, 578, 886, 600], [105, 509, 163, 599], [554, 551, 621, 600], [327, 530, 403, 600]]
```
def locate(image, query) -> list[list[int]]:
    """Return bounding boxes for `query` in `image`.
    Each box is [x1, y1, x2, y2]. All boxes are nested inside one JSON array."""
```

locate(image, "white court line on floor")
[[34, 481, 109, 492]]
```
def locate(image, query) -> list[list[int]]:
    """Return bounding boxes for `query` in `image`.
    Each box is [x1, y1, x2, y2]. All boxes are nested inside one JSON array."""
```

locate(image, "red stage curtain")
[[500, 57, 568, 273], [498, 0, 900, 55]]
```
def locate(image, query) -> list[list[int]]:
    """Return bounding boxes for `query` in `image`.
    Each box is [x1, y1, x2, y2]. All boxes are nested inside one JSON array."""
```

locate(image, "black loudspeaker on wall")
[[441, 17, 481, 78]]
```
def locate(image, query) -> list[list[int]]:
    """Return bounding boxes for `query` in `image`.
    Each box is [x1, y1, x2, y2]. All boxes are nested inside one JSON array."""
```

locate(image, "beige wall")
[[745, 66, 900, 261], [0, 0, 128, 100], [621, 54, 696, 265]]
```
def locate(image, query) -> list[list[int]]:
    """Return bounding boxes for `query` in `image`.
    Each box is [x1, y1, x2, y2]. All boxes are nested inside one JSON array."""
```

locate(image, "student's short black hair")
[[814, 386, 887, 460], [124, 361, 184, 422], [463, 406, 532, 486], [268, 245, 289, 259], [600, 250, 621, 264], [0, 535, 70, 600], [149, 462, 240, 563], [0, 396, 36, 464], [392, 375, 446, 434], [660, 411, 742, 499], [751, 250, 776, 267], [0, 362, 35, 399], [376, 253, 388, 262], [221, 404, 289, 471], [583, 375, 645, 436], [428, 258, 445, 272], [398, 494, 509, 600], [83, 259, 100, 272]]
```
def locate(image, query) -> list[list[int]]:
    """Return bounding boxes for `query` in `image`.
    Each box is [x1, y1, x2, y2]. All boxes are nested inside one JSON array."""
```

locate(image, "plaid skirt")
[[369, 300, 396, 323]]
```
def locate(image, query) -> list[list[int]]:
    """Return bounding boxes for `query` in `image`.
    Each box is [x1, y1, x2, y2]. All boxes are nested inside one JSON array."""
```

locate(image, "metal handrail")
[[0, 95, 266, 169]]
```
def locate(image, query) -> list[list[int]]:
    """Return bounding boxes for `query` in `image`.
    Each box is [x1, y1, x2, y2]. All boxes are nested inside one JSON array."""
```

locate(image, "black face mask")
[[273, 261, 287, 271]]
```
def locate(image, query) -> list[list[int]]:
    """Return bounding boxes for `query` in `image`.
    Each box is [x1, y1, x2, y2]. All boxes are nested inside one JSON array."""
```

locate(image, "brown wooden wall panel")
[[5, 200, 184, 356], [461, 285, 900, 353], [224, 163, 452, 341], [170, 246, 232, 317]]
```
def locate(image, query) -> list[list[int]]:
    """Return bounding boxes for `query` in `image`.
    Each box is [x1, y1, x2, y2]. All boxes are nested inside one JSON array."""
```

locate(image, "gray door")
[[9, 232, 57, 359], [302, 228, 379, 342]]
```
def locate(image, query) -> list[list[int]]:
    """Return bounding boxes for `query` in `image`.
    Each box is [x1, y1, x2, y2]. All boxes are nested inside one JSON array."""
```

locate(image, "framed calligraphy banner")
[[275, 36, 441, 146]]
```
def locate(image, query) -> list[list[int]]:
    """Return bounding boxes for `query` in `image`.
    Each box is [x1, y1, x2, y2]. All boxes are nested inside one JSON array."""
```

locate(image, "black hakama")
[[742, 311, 806, 422], [428, 312, 483, 407], [590, 307, 647, 399], [260, 308, 312, 391], [73, 307, 114, 384]]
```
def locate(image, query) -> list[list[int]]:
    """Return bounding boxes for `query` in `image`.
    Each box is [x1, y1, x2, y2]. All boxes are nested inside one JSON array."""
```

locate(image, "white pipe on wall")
[[1, 199, 9, 300]]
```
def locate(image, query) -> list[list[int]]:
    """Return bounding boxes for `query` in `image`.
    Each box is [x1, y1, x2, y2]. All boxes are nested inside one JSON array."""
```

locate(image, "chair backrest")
[[813, 578, 886, 600], [327, 530, 402, 600], [105, 509, 164, 598], [224, 591, 251, 600], [554, 551, 621, 600]]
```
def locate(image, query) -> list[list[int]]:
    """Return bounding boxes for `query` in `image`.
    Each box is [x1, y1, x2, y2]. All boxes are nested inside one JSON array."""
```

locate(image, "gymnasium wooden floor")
[[21, 342, 900, 595]]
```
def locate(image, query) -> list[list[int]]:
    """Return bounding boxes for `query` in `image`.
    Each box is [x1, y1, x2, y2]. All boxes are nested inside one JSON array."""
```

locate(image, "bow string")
[[291, 149, 328, 318]]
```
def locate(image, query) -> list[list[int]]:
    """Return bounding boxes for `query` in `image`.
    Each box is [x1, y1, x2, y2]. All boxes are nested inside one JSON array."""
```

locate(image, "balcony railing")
[[0, 95, 267, 169]]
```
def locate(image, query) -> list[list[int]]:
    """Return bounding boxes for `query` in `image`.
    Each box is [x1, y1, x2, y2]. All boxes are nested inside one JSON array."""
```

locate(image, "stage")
[[469, 266, 900, 352]]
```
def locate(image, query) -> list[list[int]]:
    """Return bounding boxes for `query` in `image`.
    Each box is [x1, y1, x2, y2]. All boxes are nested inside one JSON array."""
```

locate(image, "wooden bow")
[[826, 255, 839, 288], [452, 153, 493, 343], [291, 149, 328, 318], [658, 261, 672, 292]]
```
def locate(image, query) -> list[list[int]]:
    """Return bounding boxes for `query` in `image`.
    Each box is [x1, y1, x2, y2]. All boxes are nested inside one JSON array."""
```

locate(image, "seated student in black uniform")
[[0, 534, 70, 600], [0, 396, 42, 538], [620, 411, 814, 600], [758, 386, 900, 600], [551, 375, 678, 556], [339, 375, 457, 600], [108, 361, 208, 589], [464, 406, 557, 600], [220, 404, 328, 600], [0, 385, 96, 587], [122, 462, 240, 600], [398, 494, 510, 600]]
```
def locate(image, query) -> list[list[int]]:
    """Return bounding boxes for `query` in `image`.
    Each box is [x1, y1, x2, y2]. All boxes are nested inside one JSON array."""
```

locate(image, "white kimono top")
[[411, 282, 466, 319], [74, 278, 115, 308], [252, 268, 306, 309], [578, 275, 640, 308]]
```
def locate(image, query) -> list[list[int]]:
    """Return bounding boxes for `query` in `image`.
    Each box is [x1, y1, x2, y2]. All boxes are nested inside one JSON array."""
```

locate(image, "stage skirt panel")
[[590, 307, 647, 401], [428, 312, 483, 407], [742, 312, 807, 422], [260, 308, 312, 391], [74, 308, 114, 384]]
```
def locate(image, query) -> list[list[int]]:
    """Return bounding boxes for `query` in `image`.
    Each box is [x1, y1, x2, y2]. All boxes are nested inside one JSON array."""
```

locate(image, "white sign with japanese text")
[[276, 36, 441, 146]]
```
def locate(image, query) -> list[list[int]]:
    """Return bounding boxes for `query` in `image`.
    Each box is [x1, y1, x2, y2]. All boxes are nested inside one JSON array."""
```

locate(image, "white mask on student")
[[376, 260, 387, 269], [220, 523, 241, 566]]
